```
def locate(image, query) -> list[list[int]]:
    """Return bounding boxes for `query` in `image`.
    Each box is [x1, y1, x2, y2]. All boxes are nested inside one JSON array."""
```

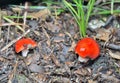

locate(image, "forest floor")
[[0, 1, 120, 83]]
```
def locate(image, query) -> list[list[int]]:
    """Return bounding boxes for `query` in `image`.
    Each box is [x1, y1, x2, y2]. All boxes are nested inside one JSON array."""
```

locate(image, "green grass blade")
[[85, 0, 95, 33]]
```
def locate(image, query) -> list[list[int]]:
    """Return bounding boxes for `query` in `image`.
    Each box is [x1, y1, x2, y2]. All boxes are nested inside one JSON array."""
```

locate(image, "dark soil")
[[0, 1, 120, 83]]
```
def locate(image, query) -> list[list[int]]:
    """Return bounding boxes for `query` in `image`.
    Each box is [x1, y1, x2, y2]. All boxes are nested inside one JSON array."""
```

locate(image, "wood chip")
[[74, 68, 91, 76], [108, 50, 120, 60], [50, 54, 61, 67]]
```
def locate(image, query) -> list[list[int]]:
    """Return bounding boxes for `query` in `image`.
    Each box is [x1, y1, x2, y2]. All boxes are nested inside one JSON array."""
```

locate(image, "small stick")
[[23, 2, 28, 29], [101, 41, 120, 51], [0, 29, 30, 52], [8, 60, 18, 83], [102, 15, 115, 28], [3, 16, 25, 32], [0, 23, 29, 27]]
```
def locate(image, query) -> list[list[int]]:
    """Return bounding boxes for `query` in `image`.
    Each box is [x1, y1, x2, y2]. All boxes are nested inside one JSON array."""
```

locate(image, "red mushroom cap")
[[15, 38, 37, 53], [75, 37, 100, 60]]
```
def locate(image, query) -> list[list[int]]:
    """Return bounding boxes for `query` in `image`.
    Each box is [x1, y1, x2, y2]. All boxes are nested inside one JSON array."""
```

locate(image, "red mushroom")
[[75, 37, 100, 62], [15, 38, 37, 57]]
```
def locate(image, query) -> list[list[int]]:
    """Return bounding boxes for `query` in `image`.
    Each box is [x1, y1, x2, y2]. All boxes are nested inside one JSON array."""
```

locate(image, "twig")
[[42, 27, 51, 46], [108, 49, 120, 59], [100, 41, 120, 51], [0, 23, 29, 27], [3, 16, 25, 32], [50, 54, 61, 67], [0, 29, 30, 52], [102, 15, 115, 28], [23, 2, 28, 29], [8, 60, 18, 83]]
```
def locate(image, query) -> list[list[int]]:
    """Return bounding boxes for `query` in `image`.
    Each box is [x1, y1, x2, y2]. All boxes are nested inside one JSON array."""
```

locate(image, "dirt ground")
[[0, 1, 120, 83]]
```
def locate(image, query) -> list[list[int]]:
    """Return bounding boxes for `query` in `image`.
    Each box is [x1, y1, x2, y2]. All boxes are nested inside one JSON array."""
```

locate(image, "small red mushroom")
[[15, 38, 37, 57], [75, 37, 100, 62]]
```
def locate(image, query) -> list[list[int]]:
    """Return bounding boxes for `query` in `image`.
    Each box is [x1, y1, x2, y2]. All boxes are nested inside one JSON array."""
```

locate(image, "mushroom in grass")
[[75, 37, 100, 62], [15, 38, 37, 57]]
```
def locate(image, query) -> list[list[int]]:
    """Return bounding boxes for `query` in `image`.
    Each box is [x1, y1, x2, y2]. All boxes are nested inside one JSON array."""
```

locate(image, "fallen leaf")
[[50, 54, 61, 67], [45, 22, 61, 33], [33, 30, 40, 36], [108, 50, 120, 59], [0, 56, 5, 62], [74, 68, 91, 76], [96, 28, 112, 41], [68, 41, 76, 52], [34, 74, 47, 82], [28, 8, 51, 19], [65, 61, 74, 67], [25, 53, 40, 65], [88, 79, 97, 83]]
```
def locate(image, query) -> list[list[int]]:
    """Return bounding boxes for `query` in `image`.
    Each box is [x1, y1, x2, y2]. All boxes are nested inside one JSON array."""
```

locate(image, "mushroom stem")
[[78, 56, 89, 62], [22, 49, 29, 57]]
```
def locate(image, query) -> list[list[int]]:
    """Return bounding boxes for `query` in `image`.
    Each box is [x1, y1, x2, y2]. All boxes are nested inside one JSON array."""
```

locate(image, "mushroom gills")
[[78, 56, 89, 62], [22, 49, 29, 57]]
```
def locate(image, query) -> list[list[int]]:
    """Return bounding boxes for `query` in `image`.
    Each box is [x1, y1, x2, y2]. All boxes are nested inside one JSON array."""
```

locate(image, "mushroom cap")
[[15, 38, 37, 53], [75, 37, 100, 60]]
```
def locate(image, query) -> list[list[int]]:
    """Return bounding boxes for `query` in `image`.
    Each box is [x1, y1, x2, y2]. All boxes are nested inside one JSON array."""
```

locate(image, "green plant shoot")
[[63, 0, 95, 38]]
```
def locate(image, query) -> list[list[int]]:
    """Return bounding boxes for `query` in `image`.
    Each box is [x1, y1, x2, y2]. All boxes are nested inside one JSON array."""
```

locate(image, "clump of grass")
[[63, 0, 95, 38], [91, 0, 120, 15]]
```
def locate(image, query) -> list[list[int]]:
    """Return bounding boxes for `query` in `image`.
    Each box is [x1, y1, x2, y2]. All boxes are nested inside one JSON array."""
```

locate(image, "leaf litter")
[[0, 1, 120, 83]]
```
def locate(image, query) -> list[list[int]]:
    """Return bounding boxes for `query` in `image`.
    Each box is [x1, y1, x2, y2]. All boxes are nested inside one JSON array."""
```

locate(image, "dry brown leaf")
[[65, 61, 74, 67], [0, 10, 8, 16], [43, 55, 51, 60], [95, 28, 113, 41], [25, 53, 40, 66], [68, 41, 76, 52], [11, 7, 22, 13], [42, 27, 51, 46], [33, 30, 40, 36], [28, 9, 50, 19], [45, 22, 61, 33], [88, 79, 97, 83], [58, 33, 65, 37], [50, 54, 61, 67], [0, 56, 6, 62], [0, 23, 28, 27], [108, 50, 120, 60], [25, 56, 34, 65], [74, 68, 91, 76], [29, 73, 47, 82], [46, 40, 51, 47], [34, 74, 47, 82]]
